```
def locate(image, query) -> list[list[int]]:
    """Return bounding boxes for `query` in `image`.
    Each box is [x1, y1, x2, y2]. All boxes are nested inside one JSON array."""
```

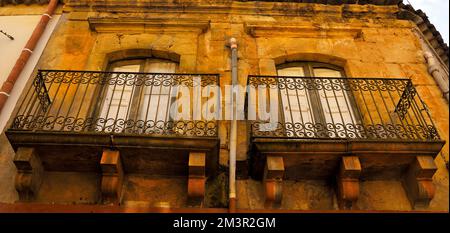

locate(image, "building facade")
[[0, 0, 448, 212]]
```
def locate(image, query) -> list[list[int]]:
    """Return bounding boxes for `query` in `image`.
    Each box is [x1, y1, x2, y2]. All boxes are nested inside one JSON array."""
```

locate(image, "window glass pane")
[[113, 64, 141, 73], [313, 68, 342, 78], [144, 59, 178, 73], [277, 66, 314, 137], [140, 59, 178, 124], [277, 67, 305, 77], [314, 68, 358, 137], [99, 64, 141, 132]]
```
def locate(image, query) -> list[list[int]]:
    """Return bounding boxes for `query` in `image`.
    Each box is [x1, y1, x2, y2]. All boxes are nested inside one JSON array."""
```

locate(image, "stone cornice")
[[244, 22, 364, 38], [1, 0, 402, 5], [63, 1, 400, 20], [88, 17, 210, 34], [240, 0, 401, 5]]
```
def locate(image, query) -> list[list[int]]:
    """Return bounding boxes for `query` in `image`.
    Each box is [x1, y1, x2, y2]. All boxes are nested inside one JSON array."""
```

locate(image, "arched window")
[[276, 62, 361, 137], [97, 58, 179, 132]]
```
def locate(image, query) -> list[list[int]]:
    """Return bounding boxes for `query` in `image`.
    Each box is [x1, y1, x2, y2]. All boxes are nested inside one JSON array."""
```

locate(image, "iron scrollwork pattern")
[[248, 75, 440, 141], [33, 72, 51, 112], [11, 70, 219, 137], [395, 81, 417, 120]]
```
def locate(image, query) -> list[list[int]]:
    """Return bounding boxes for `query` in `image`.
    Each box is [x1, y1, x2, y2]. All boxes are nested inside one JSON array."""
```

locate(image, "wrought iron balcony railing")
[[247, 75, 440, 141], [10, 70, 219, 137]]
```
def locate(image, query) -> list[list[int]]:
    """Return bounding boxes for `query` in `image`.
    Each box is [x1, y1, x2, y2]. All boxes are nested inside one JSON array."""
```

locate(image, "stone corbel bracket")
[[264, 156, 285, 209], [187, 152, 206, 207], [244, 22, 363, 39], [100, 149, 124, 205], [88, 17, 211, 34], [403, 156, 437, 209], [337, 156, 361, 210], [13, 147, 43, 201]]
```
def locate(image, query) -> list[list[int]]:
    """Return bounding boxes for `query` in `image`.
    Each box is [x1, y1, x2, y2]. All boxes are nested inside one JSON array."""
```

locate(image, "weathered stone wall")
[[0, 1, 448, 211]]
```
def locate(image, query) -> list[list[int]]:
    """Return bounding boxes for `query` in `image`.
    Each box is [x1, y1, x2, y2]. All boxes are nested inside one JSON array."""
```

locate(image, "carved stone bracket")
[[264, 156, 284, 209], [403, 156, 437, 209], [187, 152, 206, 207], [337, 156, 361, 210], [100, 149, 124, 204], [13, 147, 43, 201]]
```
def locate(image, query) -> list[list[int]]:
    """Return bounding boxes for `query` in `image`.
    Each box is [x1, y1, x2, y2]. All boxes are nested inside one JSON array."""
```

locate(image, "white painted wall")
[[0, 15, 60, 133]]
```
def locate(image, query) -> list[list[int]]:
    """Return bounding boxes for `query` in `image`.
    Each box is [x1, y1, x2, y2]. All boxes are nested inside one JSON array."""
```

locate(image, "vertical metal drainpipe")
[[228, 38, 238, 212], [0, 0, 59, 114]]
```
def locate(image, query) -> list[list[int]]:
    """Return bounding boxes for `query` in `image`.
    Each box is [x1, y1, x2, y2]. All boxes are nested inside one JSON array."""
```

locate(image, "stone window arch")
[[104, 49, 181, 66]]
